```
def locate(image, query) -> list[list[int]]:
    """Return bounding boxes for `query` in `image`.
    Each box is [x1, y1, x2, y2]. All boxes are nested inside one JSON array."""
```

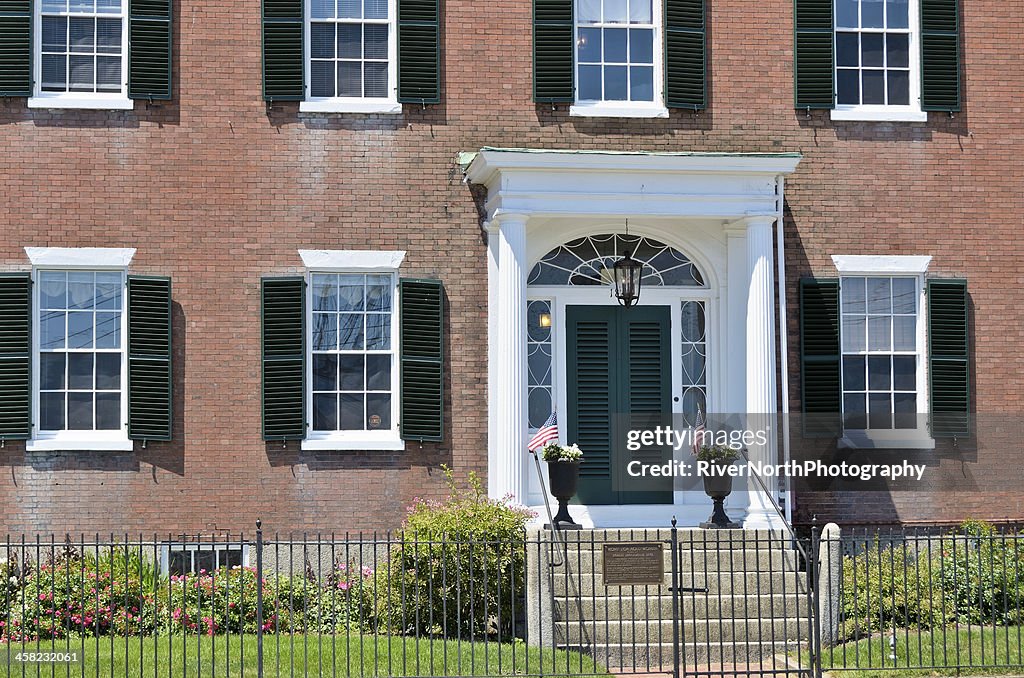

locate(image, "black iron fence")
[[1, 523, 1022, 677]]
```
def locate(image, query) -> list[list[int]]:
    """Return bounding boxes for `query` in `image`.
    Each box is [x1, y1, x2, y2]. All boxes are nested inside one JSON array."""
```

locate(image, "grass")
[[0, 634, 607, 677], [812, 626, 1024, 677]]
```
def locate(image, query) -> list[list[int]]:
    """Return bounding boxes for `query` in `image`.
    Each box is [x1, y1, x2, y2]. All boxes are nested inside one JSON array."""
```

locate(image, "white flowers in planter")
[[541, 443, 583, 463]]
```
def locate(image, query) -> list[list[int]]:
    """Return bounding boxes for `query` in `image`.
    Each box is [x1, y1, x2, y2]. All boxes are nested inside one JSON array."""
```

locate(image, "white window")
[[161, 543, 249, 576], [571, 0, 666, 117], [840, 276, 921, 431], [32, 0, 131, 108], [302, 0, 400, 113], [306, 272, 401, 449], [34, 270, 128, 446], [832, 0, 925, 121]]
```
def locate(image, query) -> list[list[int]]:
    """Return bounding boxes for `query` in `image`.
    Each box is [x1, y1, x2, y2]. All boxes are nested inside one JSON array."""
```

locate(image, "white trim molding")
[[301, 436, 406, 452], [830, 108, 928, 123], [26, 439, 134, 452], [298, 249, 406, 271], [569, 103, 670, 119], [25, 247, 136, 268], [27, 96, 135, 110], [299, 101, 403, 114], [831, 254, 932, 275]]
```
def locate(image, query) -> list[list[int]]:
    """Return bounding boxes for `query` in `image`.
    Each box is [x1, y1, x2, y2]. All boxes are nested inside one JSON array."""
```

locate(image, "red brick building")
[[0, 0, 1015, 536]]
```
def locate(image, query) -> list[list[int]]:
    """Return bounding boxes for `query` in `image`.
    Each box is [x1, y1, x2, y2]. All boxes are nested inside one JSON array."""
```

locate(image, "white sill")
[[838, 430, 935, 450], [26, 439, 134, 452], [299, 100, 403, 114], [830, 107, 928, 123], [569, 102, 670, 119], [27, 95, 135, 111], [301, 437, 406, 452]]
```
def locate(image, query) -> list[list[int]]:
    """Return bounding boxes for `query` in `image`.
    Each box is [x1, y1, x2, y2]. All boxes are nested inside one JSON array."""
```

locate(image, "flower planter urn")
[[547, 460, 581, 529], [700, 461, 740, 529]]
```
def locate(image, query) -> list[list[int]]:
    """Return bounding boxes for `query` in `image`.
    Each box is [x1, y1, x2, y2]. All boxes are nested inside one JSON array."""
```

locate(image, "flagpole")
[[531, 449, 561, 529]]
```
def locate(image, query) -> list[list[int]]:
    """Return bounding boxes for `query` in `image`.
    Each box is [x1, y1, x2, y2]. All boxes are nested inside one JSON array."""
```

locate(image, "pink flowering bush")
[[369, 467, 535, 638], [270, 561, 372, 633], [162, 566, 262, 635], [3, 549, 159, 642]]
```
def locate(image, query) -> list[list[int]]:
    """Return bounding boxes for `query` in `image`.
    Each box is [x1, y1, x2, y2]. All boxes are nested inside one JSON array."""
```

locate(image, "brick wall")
[[0, 0, 1019, 533]]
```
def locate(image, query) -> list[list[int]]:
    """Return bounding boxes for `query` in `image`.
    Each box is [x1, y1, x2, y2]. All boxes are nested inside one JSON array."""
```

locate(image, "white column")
[[743, 216, 782, 529], [492, 213, 529, 503]]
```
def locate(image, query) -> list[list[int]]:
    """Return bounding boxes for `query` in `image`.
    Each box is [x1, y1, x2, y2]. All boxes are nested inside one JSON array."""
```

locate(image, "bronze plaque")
[[602, 542, 665, 586]]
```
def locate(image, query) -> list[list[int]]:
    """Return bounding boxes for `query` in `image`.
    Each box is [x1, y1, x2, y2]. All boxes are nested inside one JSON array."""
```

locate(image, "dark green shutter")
[[0, 273, 30, 440], [262, 0, 304, 101], [928, 279, 969, 437], [399, 278, 443, 442], [262, 277, 305, 440], [799, 278, 841, 435], [0, 0, 31, 96], [920, 0, 960, 111], [127, 276, 172, 441], [793, 0, 834, 109], [397, 0, 439, 104], [664, 0, 705, 109], [128, 0, 172, 100], [533, 0, 573, 102]]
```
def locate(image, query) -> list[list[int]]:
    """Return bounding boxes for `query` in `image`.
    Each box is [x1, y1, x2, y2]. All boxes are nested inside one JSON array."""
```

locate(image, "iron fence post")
[[670, 517, 681, 678], [256, 519, 264, 678]]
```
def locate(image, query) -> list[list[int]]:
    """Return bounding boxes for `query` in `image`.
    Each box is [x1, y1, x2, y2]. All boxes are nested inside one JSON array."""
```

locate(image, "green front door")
[[566, 305, 673, 505]]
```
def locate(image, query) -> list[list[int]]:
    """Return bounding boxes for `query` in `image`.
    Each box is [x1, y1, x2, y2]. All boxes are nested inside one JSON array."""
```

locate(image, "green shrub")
[[370, 467, 535, 639], [938, 523, 1024, 625], [839, 542, 953, 640]]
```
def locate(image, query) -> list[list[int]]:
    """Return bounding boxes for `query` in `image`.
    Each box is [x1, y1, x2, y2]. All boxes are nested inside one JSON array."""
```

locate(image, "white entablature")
[[465, 148, 802, 221]]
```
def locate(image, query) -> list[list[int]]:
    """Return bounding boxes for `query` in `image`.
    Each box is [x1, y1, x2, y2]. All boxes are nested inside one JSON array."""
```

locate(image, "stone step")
[[539, 529, 797, 550], [551, 617, 810, 644], [558, 639, 810, 667], [550, 571, 809, 596], [549, 547, 802, 573], [552, 593, 811, 620]]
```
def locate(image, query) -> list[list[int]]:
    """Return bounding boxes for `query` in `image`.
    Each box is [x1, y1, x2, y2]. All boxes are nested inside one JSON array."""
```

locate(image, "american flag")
[[528, 411, 559, 452], [691, 404, 706, 455]]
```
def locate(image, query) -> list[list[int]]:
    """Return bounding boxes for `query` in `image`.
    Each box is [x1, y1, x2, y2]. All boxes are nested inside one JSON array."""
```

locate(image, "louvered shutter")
[[128, 0, 172, 99], [920, 0, 960, 111], [0, 0, 31, 96], [566, 307, 614, 505], [620, 308, 673, 503], [800, 278, 841, 435], [927, 279, 969, 436], [127, 276, 172, 441], [262, 277, 305, 440], [664, 0, 705, 109], [262, 0, 304, 101], [397, 0, 439, 103], [533, 0, 573, 102], [0, 273, 31, 440], [399, 278, 443, 442], [794, 0, 834, 109]]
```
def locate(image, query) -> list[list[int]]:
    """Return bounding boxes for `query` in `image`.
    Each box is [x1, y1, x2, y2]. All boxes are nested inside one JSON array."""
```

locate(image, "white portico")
[[464, 148, 802, 528]]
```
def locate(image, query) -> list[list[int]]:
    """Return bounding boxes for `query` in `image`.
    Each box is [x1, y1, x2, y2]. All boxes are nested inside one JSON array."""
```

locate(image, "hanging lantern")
[[612, 250, 643, 307]]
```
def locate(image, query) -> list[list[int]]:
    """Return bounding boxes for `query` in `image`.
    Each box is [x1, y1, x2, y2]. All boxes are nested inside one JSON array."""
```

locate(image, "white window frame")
[[159, 543, 250, 575], [569, 0, 668, 119], [832, 254, 934, 449], [831, 0, 926, 122], [28, 0, 134, 110], [23, 246, 136, 448], [299, 249, 405, 451], [299, 0, 401, 114]]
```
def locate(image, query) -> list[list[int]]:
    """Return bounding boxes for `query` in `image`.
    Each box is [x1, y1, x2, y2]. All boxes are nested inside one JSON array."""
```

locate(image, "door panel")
[[566, 305, 672, 505]]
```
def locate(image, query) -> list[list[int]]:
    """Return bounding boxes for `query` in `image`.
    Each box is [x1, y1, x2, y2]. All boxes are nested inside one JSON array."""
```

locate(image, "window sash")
[[573, 0, 661, 104], [833, 0, 920, 111], [35, 4, 127, 97], [839, 275, 923, 431], [306, 271, 400, 438], [305, 0, 397, 102], [34, 269, 128, 437]]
